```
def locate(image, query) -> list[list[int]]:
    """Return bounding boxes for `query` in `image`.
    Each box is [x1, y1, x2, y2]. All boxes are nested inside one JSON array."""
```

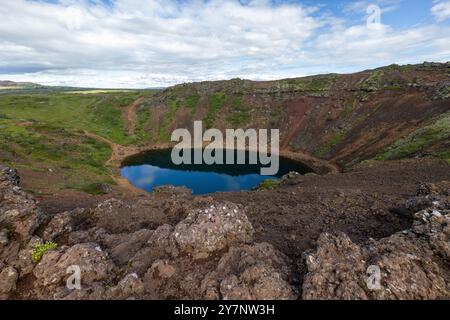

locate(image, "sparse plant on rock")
[[31, 241, 58, 263]]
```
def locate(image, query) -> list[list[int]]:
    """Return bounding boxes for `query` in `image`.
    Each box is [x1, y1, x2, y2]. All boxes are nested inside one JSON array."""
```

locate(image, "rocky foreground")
[[0, 165, 449, 300]]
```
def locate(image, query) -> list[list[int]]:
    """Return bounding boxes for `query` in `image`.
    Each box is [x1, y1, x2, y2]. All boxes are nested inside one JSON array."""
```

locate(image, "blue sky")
[[0, 0, 449, 88]]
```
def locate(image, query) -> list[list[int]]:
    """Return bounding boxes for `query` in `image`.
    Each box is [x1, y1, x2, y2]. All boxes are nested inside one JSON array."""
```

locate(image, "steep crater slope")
[[138, 62, 450, 170]]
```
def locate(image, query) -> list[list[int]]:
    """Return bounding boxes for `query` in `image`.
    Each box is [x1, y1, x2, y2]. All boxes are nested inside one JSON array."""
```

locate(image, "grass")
[[65, 89, 134, 94], [227, 94, 251, 127], [359, 70, 384, 92], [374, 112, 450, 161], [134, 104, 153, 143], [184, 94, 201, 111], [31, 241, 58, 263], [0, 91, 150, 194], [0, 119, 114, 193], [0, 92, 145, 145], [279, 75, 336, 94], [316, 131, 346, 158], [158, 100, 181, 141], [205, 93, 227, 128]]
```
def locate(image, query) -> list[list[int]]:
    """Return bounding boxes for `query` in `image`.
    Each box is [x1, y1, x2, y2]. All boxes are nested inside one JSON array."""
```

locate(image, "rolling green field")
[[0, 90, 154, 194]]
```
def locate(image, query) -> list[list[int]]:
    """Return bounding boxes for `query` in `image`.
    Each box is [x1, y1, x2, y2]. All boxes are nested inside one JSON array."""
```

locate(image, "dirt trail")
[[83, 131, 145, 195], [126, 96, 145, 135]]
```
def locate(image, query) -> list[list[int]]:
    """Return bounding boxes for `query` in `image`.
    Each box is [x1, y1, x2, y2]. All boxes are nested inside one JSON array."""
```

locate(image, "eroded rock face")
[[0, 266, 18, 299], [33, 243, 116, 295], [302, 233, 368, 300], [43, 209, 89, 242], [213, 243, 297, 300], [174, 203, 255, 260], [0, 165, 46, 241], [0, 166, 20, 186], [137, 204, 295, 300], [302, 185, 450, 300]]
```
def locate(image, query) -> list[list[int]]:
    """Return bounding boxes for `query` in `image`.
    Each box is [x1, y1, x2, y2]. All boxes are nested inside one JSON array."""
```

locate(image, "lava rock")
[[0, 266, 19, 299], [173, 202, 254, 260]]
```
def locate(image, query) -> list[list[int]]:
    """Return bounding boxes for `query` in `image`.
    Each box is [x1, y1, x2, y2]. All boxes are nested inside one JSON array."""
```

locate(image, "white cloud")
[[0, 0, 449, 88], [432, 0, 450, 21], [343, 0, 403, 14]]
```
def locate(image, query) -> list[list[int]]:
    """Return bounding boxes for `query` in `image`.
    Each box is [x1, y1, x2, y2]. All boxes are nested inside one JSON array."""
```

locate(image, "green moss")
[[158, 100, 181, 141], [134, 105, 153, 142], [205, 93, 227, 128], [359, 70, 384, 92], [269, 104, 283, 126], [0, 118, 113, 194], [0, 92, 146, 146], [316, 112, 371, 158], [341, 105, 353, 117], [375, 112, 450, 161], [257, 179, 281, 190], [226, 94, 252, 127], [383, 85, 403, 91], [31, 241, 58, 263], [184, 95, 201, 111], [279, 75, 336, 94], [316, 131, 346, 157]]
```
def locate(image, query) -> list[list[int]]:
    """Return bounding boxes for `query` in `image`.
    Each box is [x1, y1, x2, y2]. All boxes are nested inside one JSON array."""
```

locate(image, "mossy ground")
[[205, 93, 227, 128], [374, 112, 450, 162], [0, 91, 151, 194]]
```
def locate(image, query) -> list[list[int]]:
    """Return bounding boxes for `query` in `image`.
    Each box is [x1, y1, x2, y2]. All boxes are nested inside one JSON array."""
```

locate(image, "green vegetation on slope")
[[205, 93, 227, 128], [315, 105, 371, 158], [0, 91, 152, 194], [227, 94, 251, 127], [256, 179, 281, 191], [279, 75, 337, 95], [0, 119, 113, 193], [184, 94, 201, 111], [0, 92, 146, 145], [134, 104, 153, 142], [374, 112, 450, 162], [158, 100, 180, 141]]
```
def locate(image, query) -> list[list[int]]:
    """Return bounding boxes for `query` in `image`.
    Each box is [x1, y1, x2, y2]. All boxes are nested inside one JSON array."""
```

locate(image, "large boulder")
[[103, 229, 153, 265], [43, 209, 89, 242], [173, 202, 254, 260], [302, 233, 368, 300], [0, 166, 46, 240], [129, 224, 178, 276], [0, 266, 18, 299], [33, 243, 115, 292], [212, 243, 297, 300]]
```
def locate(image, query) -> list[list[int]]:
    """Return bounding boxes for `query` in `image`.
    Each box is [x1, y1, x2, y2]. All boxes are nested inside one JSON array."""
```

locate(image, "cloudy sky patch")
[[1, 0, 449, 88]]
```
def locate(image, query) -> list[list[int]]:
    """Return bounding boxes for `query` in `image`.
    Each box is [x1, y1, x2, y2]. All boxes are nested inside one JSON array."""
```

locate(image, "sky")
[[1, 0, 449, 88]]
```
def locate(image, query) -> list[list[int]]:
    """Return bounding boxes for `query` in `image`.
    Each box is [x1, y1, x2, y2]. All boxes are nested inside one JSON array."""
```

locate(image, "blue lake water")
[[120, 149, 311, 195]]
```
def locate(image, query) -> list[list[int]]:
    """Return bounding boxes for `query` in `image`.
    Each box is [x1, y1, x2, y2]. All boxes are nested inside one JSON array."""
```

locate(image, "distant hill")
[[0, 81, 155, 94], [0, 80, 42, 88]]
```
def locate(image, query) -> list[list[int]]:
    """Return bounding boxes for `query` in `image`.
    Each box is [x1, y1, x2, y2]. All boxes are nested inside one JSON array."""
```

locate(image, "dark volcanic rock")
[[173, 202, 255, 260], [302, 184, 450, 300], [1, 166, 450, 300]]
